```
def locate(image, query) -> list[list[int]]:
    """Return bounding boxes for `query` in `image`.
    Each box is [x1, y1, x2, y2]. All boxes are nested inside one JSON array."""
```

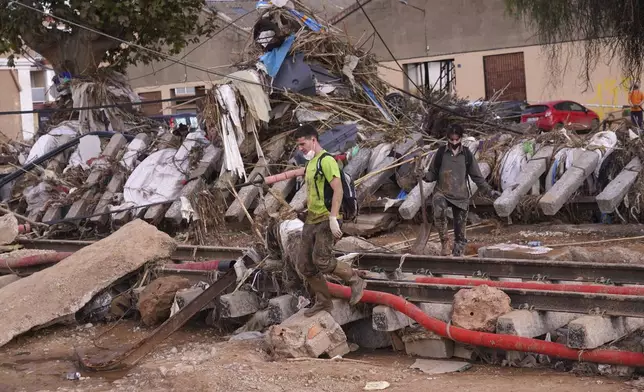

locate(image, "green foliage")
[[505, 0, 644, 84], [0, 0, 218, 75]]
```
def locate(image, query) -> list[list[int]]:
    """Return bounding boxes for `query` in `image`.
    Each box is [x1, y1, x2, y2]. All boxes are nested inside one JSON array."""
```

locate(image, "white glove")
[[329, 216, 342, 239]]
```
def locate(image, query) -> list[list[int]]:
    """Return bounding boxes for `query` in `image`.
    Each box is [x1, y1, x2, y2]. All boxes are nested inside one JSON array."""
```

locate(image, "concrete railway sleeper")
[[327, 282, 644, 368], [363, 279, 644, 318]]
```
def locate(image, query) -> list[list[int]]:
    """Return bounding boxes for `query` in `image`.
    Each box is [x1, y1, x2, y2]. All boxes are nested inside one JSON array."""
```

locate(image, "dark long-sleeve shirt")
[[424, 146, 491, 210]]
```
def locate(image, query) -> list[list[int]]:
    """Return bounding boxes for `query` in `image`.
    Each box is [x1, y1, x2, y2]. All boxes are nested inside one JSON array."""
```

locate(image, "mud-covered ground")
[[0, 321, 638, 392]]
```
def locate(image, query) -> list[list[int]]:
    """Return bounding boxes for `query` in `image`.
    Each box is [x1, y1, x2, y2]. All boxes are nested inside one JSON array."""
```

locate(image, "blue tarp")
[[259, 34, 296, 78]]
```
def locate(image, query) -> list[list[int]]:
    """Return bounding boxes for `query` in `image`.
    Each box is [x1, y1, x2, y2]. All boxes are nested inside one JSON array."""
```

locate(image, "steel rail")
[[353, 252, 644, 285], [17, 239, 245, 261], [365, 279, 644, 318], [18, 239, 644, 285]]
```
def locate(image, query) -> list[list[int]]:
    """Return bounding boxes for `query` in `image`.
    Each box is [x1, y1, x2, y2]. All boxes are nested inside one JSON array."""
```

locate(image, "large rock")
[[265, 310, 350, 358], [451, 285, 512, 332], [0, 219, 175, 347], [137, 276, 191, 326], [0, 214, 19, 245]]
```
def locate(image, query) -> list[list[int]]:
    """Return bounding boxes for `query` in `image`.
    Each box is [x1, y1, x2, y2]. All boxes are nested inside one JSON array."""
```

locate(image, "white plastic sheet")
[[118, 148, 188, 212], [67, 135, 101, 170], [25, 122, 79, 164], [499, 143, 529, 191]]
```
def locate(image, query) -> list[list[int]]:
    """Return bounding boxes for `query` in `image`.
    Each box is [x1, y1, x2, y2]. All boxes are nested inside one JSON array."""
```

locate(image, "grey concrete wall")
[[338, 0, 537, 61], [127, 25, 249, 89]]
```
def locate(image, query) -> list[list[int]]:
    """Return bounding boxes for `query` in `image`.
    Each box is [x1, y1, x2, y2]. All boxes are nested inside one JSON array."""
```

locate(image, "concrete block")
[[418, 303, 452, 323], [266, 309, 350, 358], [403, 330, 454, 359], [329, 298, 369, 325], [288, 182, 308, 212], [87, 134, 128, 186], [65, 190, 96, 220], [174, 287, 217, 309], [596, 157, 642, 213], [91, 172, 126, 225], [494, 147, 553, 217], [225, 159, 269, 222], [345, 318, 392, 349], [399, 181, 436, 220], [189, 145, 222, 180], [164, 178, 205, 225], [539, 150, 599, 215], [144, 203, 169, 223], [219, 290, 260, 318], [266, 294, 298, 325], [343, 148, 371, 180], [453, 342, 476, 360], [42, 205, 62, 223], [496, 310, 578, 338], [372, 305, 413, 331], [342, 212, 399, 237], [567, 316, 644, 349], [120, 133, 150, 170], [254, 177, 296, 216]]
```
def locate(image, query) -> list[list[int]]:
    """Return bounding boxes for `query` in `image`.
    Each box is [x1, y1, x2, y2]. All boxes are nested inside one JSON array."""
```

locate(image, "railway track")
[[19, 239, 644, 284], [18, 239, 644, 318]]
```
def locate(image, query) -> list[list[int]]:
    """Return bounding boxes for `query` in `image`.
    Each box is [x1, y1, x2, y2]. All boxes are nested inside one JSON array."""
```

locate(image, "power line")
[[12, 0, 523, 134], [0, 94, 204, 116], [353, 0, 523, 135], [128, 9, 257, 82]]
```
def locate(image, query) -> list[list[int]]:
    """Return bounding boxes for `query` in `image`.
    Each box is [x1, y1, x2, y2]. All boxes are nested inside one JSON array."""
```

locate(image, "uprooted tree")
[[0, 0, 217, 76], [505, 0, 644, 86]]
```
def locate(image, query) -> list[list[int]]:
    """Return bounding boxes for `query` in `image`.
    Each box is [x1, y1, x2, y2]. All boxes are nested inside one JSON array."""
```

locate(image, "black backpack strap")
[[314, 152, 333, 199]]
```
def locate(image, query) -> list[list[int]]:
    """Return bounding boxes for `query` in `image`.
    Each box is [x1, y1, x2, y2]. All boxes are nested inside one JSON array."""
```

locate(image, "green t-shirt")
[[305, 150, 341, 224]]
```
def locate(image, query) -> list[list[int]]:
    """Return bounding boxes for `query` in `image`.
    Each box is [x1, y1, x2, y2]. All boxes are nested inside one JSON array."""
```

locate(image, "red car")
[[520, 100, 600, 132]]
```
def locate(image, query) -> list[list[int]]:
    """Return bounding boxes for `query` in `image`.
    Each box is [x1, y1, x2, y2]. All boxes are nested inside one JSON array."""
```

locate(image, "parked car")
[[520, 100, 600, 132]]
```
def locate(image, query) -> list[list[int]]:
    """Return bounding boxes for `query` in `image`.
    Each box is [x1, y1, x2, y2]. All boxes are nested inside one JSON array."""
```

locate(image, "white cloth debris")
[[368, 143, 393, 172], [223, 70, 271, 123], [116, 148, 188, 213], [66, 135, 101, 170], [120, 138, 147, 171], [25, 122, 79, 164], [342, 55, 359, 88], [587, 131, 617, 178], [295, 107, 333, 123], [215, 84, 247, 180], [180, 196, 198, 221], [499, 143, 529, 191]]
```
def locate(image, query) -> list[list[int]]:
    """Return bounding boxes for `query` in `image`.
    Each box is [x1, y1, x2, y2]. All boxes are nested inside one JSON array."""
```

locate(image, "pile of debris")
[[0, 1, 644, 246]]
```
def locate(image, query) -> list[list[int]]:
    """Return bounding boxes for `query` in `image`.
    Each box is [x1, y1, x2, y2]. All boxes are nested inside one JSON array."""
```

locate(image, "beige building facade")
[[126, 0, 632, 120]]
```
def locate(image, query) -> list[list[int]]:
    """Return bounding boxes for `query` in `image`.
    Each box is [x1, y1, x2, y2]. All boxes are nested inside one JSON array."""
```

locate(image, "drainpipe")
[[327, 282, 644, 367], [414, 276, 644, 296]]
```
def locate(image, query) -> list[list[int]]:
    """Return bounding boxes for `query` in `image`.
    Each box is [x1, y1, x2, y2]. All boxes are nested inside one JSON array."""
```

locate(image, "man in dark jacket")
[[423, 124, 500, 256]]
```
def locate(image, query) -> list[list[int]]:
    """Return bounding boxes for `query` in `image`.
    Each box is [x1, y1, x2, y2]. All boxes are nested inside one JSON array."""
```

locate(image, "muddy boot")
[[452, 241, 466, 257], [333, 262, 366, 306], [303, 275, 333, 317], [440, 240, 450, 256]]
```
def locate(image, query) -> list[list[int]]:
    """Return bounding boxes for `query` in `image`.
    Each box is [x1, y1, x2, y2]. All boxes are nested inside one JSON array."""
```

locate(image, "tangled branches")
[[505, 0, 644, 86]]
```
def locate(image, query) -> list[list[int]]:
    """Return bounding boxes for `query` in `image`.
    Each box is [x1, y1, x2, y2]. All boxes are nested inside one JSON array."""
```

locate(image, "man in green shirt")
[[294, 124, 366, 317]]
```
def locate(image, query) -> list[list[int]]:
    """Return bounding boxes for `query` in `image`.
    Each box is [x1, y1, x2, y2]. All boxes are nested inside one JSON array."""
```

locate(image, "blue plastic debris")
[[396, 190, 408, 200], [259, 34, 296, 78], [288, 9, 324, 32], [361, 83, 394, 123]]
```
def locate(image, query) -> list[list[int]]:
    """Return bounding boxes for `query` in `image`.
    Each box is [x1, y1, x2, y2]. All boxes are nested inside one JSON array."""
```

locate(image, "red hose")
[[164, 260, 221, 271], [0, 252, 73, 270], [327, 282, 644, 367], [414, 276, 644, 296]]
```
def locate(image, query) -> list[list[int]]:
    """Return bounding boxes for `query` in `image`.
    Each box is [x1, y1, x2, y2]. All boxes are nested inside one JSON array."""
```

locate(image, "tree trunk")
[[30, 29, 119, 76]]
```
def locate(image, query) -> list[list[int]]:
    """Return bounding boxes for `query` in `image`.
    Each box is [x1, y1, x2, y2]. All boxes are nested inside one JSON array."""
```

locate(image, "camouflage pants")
[[297, 221, 338, 278], [432, 194, 468, 256]]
